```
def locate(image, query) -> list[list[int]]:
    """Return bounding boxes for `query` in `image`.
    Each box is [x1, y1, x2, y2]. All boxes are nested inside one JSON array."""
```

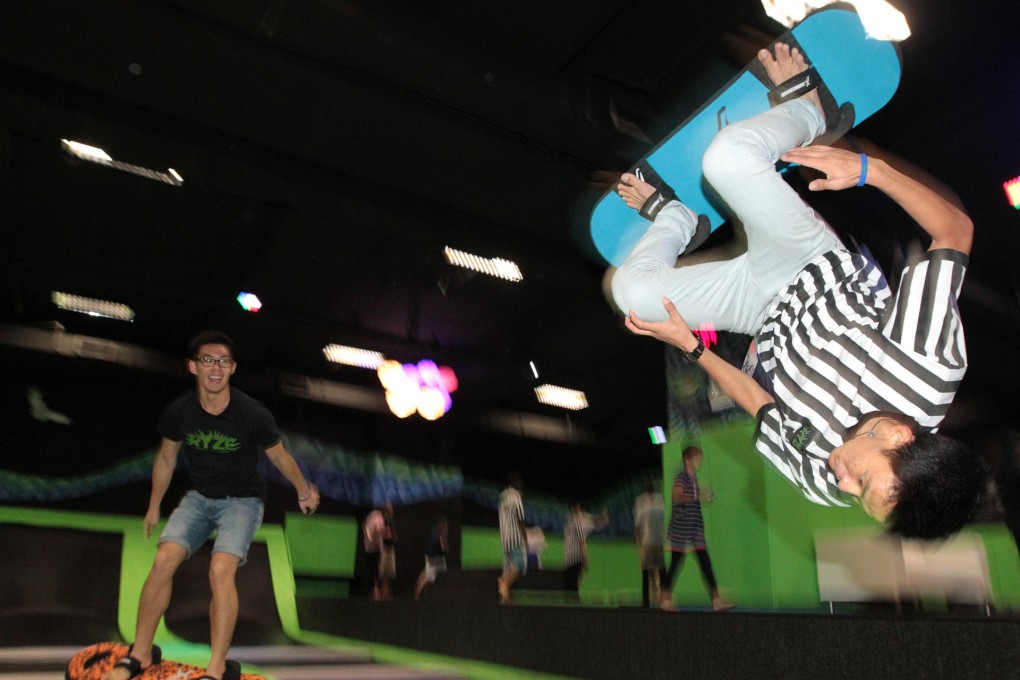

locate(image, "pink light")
[[1004, 176, 1020, 210], [378, 358, 458, 419], [693, 321, 718, 349], [438, 366, 458, 393]]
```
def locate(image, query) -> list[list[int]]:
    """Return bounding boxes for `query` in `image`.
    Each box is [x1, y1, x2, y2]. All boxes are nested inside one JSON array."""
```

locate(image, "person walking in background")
[[414, 514, 449, 600], [663, 446, 734, 612], [364, 501, 396, 601], [497, 472, 527, 604], [563, 501, 609, 594], [633, 482, 670, 609]]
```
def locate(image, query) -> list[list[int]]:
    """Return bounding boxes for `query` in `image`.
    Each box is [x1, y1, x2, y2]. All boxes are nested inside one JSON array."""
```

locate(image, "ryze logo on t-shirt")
[[185, 430, 241, 453], [789, 424, 814, 451]]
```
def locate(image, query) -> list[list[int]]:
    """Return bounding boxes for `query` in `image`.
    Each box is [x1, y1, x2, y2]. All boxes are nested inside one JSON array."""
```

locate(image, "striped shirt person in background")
[[613, 44, 987, 540], [563, 501, 609, 593], [497, 472, 527, 604]]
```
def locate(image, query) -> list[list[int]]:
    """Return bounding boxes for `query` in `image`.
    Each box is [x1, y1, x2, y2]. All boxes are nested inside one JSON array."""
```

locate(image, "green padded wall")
[[284, 512, 360, 578]]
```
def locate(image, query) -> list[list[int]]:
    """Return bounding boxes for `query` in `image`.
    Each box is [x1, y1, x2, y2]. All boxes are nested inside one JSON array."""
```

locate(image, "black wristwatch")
[[680, 336, 705, 363]]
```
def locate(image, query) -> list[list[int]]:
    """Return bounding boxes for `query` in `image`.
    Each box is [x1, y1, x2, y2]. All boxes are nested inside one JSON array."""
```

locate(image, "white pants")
[[610, 100, 844, 334]]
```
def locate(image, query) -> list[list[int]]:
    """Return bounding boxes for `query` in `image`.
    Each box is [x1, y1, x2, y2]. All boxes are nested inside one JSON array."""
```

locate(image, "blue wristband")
[[857, 154, 868, 187]]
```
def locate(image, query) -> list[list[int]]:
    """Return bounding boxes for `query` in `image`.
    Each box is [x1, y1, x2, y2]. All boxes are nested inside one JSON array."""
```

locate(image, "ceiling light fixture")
[[534, 384, 588, 410], [761, 1, 910, 41], [322, 344, 386, 369], [443, 246, 523, 282], [60, 138, 184, 187], [52, 291, 135, 321]]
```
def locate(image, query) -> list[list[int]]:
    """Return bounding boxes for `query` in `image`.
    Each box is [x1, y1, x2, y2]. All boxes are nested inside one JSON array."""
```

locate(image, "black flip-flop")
[[195, 660, 242, 680], [749, 38, 856, 146], [628, 161, 711, 256], [112, 646, 162, 680]]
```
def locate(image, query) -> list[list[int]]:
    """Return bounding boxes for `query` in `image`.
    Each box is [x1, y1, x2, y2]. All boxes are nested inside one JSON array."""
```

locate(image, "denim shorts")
[[503, 545, 527, 575], [160, 490, 264, 563]]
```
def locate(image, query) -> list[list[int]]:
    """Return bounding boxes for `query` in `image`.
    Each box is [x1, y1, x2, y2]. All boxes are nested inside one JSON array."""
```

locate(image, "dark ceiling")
[[1, 0, 1019, 499]]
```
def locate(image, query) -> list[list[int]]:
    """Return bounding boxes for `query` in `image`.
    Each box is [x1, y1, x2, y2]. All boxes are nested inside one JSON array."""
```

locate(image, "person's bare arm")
[[265, 441, 320, 514], [782, 145, 973, 255], [672, 478, 687, 503], [625, 298, 774, 417], [144, 438, 180, 538]]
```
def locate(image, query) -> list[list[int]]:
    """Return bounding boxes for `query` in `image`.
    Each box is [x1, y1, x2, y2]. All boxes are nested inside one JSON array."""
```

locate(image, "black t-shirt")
[[158, 388, 281, 501]]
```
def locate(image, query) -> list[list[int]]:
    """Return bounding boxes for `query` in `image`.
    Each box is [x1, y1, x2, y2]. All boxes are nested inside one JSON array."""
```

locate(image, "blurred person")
[[633, 482, 670, 608], [662, 446, 734, 612], [497, 472, 527, 604], [103, 330, 319, 680], [526, 525, 547, 570], [364, 501, 396, 600], [563, 501, 609, 593], [414, 515, 449, 600]]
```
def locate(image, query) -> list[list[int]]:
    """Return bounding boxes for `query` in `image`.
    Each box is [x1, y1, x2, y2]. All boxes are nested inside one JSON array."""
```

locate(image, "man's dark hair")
[[187, 330, 236, 359], [682, 446, 701, 460], [885, 432, 989, 540]]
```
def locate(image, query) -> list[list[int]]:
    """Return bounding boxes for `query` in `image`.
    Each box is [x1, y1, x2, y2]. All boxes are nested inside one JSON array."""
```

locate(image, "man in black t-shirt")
[[103, 330, 319, 680]]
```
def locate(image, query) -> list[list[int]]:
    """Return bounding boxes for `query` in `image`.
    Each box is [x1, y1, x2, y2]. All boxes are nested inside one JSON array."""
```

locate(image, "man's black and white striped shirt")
[[753, 247, 968, 506], [563, 511, 595, 567], [498, 486, 526, 552]]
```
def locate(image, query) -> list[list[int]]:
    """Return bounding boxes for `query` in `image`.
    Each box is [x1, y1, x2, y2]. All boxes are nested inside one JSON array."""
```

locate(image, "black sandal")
[[112, 645, 162, 679], [629, 161, 711, 256], [749, 39, 856, 146], [194, 660, 241, 680]]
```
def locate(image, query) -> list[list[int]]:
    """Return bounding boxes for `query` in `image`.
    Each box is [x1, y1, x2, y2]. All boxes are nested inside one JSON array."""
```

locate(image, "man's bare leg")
[[618, 44, 822, 219], [497, 567, 521, 604], [205, 552, 241, 680], [101, 543, 188, 680]]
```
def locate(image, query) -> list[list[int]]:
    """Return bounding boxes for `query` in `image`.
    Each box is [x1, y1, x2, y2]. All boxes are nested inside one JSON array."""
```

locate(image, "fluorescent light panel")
[[52, 291, 135, 321], [61, 138, 183, 187], [444, 246, 523, 282], [323, 343, 386, 369], [534, 383, 588, 410]]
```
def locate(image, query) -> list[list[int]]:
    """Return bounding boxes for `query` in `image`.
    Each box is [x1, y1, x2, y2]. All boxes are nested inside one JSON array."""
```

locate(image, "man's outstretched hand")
[[624, 297, 700, 352], [782, 145, 865, 191]]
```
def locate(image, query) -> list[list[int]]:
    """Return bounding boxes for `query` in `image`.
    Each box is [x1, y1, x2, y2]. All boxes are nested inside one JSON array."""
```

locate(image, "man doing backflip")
[[104, 330, 320, 680], [611, 43, 986, 540]]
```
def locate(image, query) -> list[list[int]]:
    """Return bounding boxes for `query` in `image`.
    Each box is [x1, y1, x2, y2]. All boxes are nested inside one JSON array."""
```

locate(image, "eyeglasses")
[[193, 356, 234, 368]]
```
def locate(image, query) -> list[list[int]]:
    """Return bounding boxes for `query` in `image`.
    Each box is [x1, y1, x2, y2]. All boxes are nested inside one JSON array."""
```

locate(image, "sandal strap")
[[767, 67, 821, 106], [638, 189, 674, 221]]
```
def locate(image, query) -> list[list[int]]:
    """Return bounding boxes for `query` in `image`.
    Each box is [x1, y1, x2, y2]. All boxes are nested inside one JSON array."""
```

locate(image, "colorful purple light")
[[377, 358, 458, 419]]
